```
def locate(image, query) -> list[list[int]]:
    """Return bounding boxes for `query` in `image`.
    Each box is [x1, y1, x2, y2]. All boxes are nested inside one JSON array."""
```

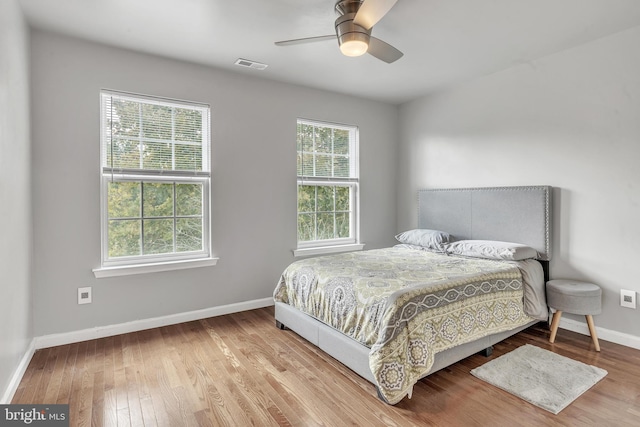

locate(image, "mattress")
[[274, 246, 545, 404]]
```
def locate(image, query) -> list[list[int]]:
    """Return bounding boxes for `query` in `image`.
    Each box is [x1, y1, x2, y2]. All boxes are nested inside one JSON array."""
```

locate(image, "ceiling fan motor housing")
[[335, 1, 371, 52]]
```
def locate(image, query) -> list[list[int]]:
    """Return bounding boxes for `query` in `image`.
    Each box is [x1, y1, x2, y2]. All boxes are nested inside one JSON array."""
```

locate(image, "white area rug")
[[470, 344, 607, 414]]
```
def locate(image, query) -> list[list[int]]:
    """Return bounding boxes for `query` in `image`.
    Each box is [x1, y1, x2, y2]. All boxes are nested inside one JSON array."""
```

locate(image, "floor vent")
[[234, 58, 268, 70]]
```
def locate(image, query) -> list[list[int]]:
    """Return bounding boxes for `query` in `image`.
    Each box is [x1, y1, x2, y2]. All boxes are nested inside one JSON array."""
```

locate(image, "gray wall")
[[0, 0, 33, 400], [398, 26, 640, 337], [30, 31, 399, 336]]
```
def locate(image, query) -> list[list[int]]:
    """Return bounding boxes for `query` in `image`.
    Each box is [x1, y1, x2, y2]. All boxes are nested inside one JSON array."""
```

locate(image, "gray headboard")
[[418, 186, 552, 261]]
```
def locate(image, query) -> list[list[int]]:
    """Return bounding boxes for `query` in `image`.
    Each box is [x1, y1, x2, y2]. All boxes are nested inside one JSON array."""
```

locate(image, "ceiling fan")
[[275, 0, 403, 64]]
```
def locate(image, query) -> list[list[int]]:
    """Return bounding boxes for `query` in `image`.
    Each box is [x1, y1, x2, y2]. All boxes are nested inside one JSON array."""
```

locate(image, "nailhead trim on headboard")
[[417, 186, 552, 261]]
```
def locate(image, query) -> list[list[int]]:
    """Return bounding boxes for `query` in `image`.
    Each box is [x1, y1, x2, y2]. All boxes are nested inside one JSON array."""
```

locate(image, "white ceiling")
[[18, 0, 640, 104]]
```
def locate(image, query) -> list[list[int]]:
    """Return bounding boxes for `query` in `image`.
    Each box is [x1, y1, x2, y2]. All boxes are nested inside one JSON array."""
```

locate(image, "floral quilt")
[[273, 247, 533, 404]]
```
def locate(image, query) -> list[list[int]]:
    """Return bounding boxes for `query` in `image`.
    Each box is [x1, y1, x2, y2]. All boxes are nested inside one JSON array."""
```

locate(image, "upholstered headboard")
[[418, 186, 552, 261]]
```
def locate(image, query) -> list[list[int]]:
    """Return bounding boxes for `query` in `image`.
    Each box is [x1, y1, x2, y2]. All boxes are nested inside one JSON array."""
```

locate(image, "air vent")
[[234, 58, 268, 70]]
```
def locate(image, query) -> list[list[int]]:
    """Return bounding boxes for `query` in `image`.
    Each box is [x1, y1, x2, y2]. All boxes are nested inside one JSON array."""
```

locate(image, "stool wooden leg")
[[549, 310, 562, 343], [586, 315, 601, 352]]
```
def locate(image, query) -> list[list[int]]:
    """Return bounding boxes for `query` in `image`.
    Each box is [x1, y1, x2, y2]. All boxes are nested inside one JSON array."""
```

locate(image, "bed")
[[274, 186, 552, 404]]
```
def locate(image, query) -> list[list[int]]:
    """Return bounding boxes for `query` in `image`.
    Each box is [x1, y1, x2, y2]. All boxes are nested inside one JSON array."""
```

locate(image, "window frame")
[[94, 90, 214, 277], [296, 118, 361, 253]]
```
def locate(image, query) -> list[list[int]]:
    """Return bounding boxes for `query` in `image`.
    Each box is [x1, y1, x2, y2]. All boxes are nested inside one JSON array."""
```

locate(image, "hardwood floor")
[[12, 307, 640, 426]]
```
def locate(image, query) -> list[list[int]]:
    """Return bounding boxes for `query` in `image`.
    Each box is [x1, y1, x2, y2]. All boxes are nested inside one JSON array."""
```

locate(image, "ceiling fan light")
[[340, 39, 369, 57], [335, 9, 371, 58]]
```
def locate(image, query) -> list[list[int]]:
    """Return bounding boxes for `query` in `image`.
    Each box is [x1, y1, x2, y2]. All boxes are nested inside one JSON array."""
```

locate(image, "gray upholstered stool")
[[546, 279, 602, 351]]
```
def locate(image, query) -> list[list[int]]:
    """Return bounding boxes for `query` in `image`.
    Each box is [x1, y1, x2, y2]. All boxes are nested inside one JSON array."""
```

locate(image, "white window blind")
[[101, 91, 210, 176], [297, 119, 357, 181]]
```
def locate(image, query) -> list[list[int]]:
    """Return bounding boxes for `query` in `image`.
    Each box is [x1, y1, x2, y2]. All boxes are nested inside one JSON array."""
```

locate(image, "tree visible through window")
[[297, 119, 359, 248], [100, 91, 211, 267]]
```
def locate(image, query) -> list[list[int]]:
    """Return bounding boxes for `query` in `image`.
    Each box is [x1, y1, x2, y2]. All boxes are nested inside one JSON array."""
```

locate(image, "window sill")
[[93, 257, 219, 278], [293, 243, 364, 258]]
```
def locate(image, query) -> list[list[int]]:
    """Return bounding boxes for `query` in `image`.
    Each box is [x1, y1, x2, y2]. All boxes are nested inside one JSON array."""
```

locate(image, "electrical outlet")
[[78, 287, 92, 304], [620, 289, 636, 309]]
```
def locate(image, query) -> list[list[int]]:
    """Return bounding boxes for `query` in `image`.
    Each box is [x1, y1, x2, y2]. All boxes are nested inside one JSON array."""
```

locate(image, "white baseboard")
[[559, 317, 640, 350], [0, 339, 35, 404], [34, 297, 274, 349]]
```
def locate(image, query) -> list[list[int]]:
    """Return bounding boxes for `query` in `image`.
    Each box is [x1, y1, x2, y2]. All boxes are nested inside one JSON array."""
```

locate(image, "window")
[[296, 119, 360, 253], [96, 90, 212, 275]]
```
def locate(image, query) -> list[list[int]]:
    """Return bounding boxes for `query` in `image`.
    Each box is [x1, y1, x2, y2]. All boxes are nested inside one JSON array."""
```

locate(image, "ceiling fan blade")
[[367, 37, 403, 63], [353, 0, 398, 30], [275, 35, 336, 46]]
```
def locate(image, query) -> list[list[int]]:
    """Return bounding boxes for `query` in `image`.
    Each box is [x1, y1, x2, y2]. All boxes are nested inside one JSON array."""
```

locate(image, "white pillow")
[[446, 240, 538, 260], [395, 229, 452, 251]]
